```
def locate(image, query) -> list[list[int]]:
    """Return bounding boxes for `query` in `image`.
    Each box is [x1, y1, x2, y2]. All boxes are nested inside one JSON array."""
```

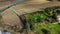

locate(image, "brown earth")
[[1, 0, 49, 26]]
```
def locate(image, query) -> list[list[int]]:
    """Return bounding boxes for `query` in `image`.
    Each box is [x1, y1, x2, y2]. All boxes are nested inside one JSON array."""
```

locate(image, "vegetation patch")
[[13, 6, 60, 34]]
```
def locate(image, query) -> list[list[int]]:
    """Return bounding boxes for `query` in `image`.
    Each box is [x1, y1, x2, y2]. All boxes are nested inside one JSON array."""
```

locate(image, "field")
[[0, 0, 60, 34]]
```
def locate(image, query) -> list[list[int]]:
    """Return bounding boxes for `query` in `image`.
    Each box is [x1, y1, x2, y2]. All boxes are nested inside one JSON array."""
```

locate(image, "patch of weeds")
[[41, 28, 50, 34]]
